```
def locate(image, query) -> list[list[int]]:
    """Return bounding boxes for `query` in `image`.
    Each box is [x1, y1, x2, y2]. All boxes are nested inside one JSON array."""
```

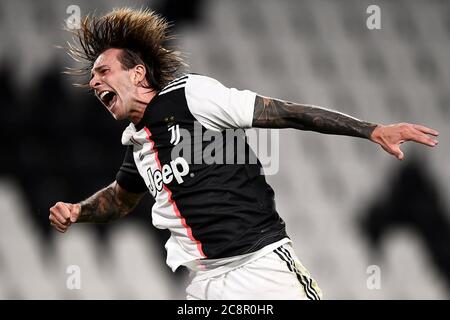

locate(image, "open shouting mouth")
[[97, 90, 117, 110]]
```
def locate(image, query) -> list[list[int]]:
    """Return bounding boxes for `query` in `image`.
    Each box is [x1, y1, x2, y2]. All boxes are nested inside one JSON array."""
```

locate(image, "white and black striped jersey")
[[116, 74, 287, 271]]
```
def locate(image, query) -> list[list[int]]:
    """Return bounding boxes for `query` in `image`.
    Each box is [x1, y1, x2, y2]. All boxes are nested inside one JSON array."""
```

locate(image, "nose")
[[89, 75, 101, 89]]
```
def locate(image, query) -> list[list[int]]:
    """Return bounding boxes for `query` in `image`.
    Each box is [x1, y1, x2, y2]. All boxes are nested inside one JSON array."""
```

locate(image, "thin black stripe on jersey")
[[166, 75, 188, 87], [159, 75, 188, 95], [160, 80, 187, 95], [117, 74, 288, 271]]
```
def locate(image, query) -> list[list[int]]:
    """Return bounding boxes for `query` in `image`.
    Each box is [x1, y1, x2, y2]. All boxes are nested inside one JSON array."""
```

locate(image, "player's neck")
[[128, 89, 157, 124]]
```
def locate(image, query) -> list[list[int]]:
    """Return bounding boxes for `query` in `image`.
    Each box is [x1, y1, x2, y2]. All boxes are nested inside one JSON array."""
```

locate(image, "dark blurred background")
[[0, 0, 449, 299]]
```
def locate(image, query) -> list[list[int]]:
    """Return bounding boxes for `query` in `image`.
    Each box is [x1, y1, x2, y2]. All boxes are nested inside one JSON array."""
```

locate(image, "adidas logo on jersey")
[[147, 157, 190, 197]]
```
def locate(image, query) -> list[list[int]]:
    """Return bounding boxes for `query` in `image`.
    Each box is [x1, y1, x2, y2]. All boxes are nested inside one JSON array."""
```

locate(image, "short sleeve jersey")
[[117, 74, 287, 271]]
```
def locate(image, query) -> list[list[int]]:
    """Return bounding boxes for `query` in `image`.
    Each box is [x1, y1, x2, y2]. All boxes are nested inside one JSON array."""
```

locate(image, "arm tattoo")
[[77, 182, 143, 223], [252, 96, 377, 139]]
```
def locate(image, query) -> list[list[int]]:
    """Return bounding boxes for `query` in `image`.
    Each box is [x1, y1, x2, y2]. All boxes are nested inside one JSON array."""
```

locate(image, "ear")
[[132, 64, 147, 86]]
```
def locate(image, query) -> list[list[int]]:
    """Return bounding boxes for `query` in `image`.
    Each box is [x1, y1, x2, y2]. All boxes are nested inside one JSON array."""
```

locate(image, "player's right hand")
[[49, 202, 81, 233]]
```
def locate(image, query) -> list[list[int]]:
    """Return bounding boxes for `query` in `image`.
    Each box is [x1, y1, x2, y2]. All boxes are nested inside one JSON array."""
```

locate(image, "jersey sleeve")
[[185, 74, 256, 131], [116, 146, 148, 194]]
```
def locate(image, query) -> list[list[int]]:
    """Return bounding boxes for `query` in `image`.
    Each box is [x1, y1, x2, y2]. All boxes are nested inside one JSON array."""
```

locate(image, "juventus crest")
[[165, 115, 180, 145], [168, 124, 181, 145]]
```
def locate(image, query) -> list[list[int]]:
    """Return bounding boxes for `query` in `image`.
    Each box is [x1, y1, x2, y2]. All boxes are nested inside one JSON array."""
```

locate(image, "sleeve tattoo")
[[252, 95, 377, 139], [77, 181, 144, 223]]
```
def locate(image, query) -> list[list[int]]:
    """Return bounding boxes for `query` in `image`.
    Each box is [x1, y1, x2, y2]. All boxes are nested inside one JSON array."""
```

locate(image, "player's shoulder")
[[159, 73, 222, 96], [158, 74, 189, 96]]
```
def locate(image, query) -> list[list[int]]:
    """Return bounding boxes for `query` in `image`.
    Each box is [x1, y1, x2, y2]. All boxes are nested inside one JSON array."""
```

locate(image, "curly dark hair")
[[64, 7, 186, 90]]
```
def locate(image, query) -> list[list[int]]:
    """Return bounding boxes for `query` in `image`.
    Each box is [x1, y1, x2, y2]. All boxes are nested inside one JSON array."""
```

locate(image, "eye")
[[100, 68, 109, 75]]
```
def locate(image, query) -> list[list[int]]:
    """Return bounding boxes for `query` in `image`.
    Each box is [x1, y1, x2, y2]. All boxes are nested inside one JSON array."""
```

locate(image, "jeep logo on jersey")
[[147, 157, 190, 197]]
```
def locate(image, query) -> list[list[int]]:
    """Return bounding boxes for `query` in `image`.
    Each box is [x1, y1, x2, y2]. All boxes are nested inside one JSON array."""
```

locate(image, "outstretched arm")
[[49, 181, 145, 232], [252, 95, 439, 160]]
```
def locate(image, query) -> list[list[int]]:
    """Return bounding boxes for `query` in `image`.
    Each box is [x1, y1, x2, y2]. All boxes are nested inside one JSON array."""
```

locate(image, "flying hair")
[[64, 7, 186, 90]]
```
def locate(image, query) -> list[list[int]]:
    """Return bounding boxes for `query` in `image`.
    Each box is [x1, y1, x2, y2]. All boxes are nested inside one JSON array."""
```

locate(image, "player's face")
[[89, 48, 140, 120]]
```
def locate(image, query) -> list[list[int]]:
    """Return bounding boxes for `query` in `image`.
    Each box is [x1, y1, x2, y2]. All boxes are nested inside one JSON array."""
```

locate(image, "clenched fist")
[[49, 202, 81, 233]]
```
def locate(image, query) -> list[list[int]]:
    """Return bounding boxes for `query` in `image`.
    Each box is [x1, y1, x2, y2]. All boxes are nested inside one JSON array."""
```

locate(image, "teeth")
[[99, 91, 110, 100]]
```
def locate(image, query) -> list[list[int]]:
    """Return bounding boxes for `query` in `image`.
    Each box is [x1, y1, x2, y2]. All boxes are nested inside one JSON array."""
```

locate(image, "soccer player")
[[49, 8, 439, 300]]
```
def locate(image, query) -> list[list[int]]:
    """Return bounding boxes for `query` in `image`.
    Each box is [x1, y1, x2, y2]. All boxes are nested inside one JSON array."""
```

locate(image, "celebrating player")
[[49, 8, 439, 300]]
